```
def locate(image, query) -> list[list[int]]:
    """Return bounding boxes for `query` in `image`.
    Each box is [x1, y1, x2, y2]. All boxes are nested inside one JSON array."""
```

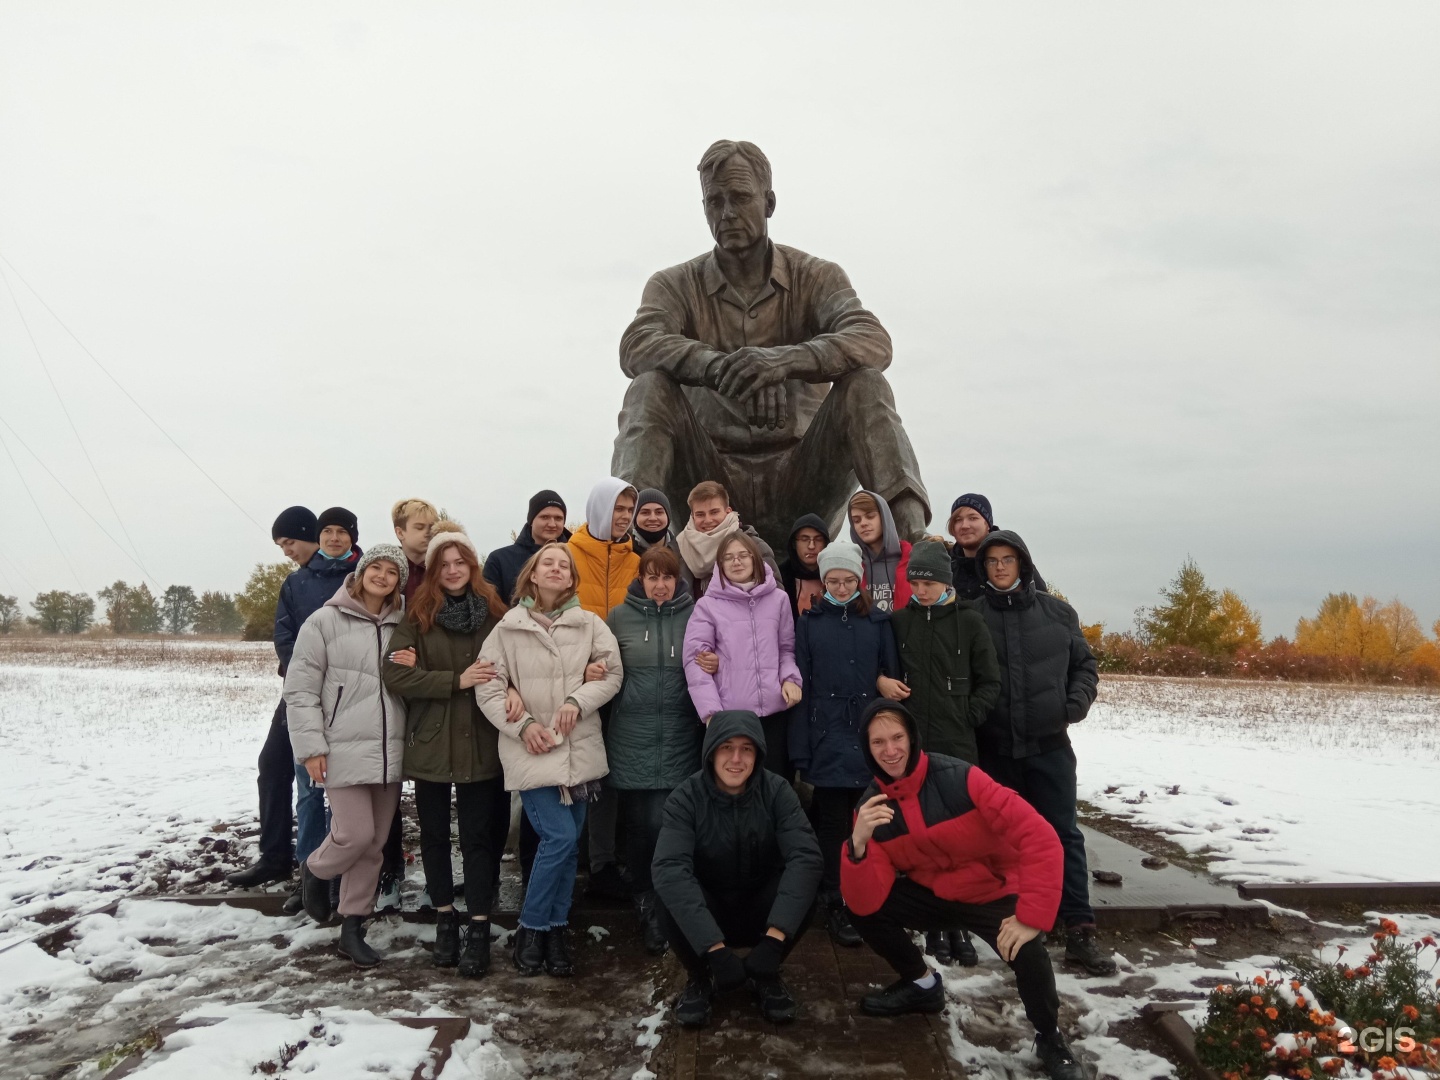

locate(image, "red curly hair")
[[408, 539, 508, 633]]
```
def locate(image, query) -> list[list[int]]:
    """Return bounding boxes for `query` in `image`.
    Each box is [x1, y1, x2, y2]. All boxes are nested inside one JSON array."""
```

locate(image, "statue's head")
[[698, 140, 776, 253]]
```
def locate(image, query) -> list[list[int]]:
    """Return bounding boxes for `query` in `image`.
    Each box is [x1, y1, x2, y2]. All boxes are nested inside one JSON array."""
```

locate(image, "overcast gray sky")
[[1, 2, 1436, 637]]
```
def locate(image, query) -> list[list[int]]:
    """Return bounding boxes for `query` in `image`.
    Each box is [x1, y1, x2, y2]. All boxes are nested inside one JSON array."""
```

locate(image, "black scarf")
[[435, 589, 489, 635]]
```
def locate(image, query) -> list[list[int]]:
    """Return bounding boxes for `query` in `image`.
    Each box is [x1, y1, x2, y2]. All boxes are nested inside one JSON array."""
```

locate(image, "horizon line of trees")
[[4, 560, 1438, 687], [1084, 558, 1440, 685]]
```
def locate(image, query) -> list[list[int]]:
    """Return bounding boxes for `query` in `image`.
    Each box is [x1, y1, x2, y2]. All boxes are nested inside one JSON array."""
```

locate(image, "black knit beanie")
[[950, 493, 995, 529], [316, 506, 359, 545], [271, 505, 318, 543], [527, 490, 567, 524], [906, 540, 954, 585]]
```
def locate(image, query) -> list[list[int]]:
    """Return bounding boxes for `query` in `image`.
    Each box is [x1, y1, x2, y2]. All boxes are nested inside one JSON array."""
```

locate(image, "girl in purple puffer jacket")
[[683, 532, 802, 778]]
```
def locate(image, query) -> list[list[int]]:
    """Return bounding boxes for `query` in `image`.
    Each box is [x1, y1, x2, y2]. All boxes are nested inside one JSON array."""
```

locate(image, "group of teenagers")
[[227, 479, 1107, 1080]]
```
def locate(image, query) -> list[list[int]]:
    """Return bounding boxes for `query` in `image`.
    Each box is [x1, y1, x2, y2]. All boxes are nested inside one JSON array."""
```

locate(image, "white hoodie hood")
[[585, 476, 637, 543]]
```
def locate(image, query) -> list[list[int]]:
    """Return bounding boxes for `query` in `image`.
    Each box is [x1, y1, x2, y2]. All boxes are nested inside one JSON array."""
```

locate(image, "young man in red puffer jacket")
[[841, 699, 1089, 1080]]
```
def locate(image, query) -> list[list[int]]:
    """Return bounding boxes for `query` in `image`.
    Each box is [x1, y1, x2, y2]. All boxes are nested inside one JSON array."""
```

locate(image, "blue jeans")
[[518, 787, 587, 931], [294, 762, 329, 864]]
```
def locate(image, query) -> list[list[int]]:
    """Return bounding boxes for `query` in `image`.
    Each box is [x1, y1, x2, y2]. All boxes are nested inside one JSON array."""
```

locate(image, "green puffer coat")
[[382, 598, 503, 785], [605, 582, 702, 790], [890, 596, 1002, 763]]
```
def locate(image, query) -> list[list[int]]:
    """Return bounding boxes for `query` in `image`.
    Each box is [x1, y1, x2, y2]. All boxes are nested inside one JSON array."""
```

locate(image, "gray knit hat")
[[906, 540, 953, 585], [355, 543, 409, 591], [817, 539, 864, 581]]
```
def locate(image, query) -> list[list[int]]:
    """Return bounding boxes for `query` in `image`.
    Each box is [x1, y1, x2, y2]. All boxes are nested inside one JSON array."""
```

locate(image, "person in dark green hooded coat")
[[605, 544, 703, 954]]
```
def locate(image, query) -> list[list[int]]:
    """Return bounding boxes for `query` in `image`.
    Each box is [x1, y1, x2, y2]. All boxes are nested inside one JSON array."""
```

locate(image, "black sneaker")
[[544, 926, 575, 977], [513, 927, 545, 976], [826, 904, 863, 947], [1034, 1029, 1088, 1080], [859, 975, 945, 1017], [673, 977, 713, 1028], [924, 930, 953, 965], [338, 916, 381, 968], [753, 976, 798, 1024], [458, 920, 491, 978], [432, 909, 460, 968], [949, 929, 978, 967], [1064, 925, 1117, 976], [225, 858, 290, 888], [300, 861, 333, 924]]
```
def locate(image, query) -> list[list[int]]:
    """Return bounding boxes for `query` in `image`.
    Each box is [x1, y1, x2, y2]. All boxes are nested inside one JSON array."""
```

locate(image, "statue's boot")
[[890, 494, 931, 543]]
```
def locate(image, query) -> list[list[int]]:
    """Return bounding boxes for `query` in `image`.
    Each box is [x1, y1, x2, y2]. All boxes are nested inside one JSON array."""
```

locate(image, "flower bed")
[[1196, 919, 1440, 1078]]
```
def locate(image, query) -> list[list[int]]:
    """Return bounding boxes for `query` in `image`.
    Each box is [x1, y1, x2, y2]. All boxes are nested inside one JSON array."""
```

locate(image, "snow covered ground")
[[2, 640, 1437, 1078], [1073, 676, 1440, 884]]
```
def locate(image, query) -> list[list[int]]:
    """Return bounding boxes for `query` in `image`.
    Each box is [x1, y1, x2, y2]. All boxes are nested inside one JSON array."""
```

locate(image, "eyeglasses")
[[984, 556, 1018, 568], [721, 554, 753, 565]]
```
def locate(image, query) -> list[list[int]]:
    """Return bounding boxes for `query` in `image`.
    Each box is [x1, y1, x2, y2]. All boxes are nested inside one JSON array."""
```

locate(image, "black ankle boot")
[[300, 861, 333, 924], [544, 926, 574, 976], [432, 909, 460, 968], [925, 929, 953, 965], [458, 920, 491, 977], [950, 929, 979, 967], [513, 927, 545, 976], [635, 892, 668, 956], [338, 916, 380, 968]]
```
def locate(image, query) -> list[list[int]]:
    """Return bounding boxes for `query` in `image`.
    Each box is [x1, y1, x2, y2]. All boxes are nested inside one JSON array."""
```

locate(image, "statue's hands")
[[715, 346, 790, 399], [746, 385, 789, 430]]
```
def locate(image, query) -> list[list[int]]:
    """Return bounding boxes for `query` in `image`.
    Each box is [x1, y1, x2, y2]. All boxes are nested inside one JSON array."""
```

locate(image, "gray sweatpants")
[[306, 782, 401, 917]]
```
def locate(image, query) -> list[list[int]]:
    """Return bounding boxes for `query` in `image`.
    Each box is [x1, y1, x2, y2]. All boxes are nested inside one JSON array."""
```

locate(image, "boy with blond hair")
[[392, 498, 440, 603]]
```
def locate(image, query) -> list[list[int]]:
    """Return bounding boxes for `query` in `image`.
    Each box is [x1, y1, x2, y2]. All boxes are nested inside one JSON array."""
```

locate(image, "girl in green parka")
[[605, 544, 703, 955], [383, 523, 507, 977]]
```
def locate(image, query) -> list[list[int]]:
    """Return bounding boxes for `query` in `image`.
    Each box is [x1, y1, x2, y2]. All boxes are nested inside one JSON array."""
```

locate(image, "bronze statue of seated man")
[[611, 139, 930, 548]]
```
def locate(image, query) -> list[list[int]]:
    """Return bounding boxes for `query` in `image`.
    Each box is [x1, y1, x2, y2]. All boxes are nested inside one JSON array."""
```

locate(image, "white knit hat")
[[817, 539, 864, 581], [424, 520, 481, 569]]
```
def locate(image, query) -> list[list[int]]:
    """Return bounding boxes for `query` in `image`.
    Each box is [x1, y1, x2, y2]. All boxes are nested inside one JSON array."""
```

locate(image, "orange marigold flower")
[[1379, 917, 1399, 934], [1403, 1004, 1420, 1020], [1276, 1046, 1290, 1059], [1255, 1026, 1268, 1038], [1343, 968, 1356, 980], [1290, 979, 1302, 990], [1265, 1007, 1279, 1020], [1377, 1056, 1398, 1070], [1254, 975, 1266, 986], [1252, 994, 1265, 1005], [1296, 996, 1307, 1008], [1355, 965, 1371, 977]]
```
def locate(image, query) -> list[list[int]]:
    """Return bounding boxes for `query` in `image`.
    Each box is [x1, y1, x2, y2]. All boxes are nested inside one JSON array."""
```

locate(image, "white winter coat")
[[284, 581, 406, 788], [475, 602, 623, 792]]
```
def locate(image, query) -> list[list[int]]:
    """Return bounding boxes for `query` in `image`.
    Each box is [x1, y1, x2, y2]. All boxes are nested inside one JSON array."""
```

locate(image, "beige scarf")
[[676, 510, 741, 578]]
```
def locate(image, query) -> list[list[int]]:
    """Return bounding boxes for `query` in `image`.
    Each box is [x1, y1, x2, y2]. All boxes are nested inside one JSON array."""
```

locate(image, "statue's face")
[[702, 156, 774, 253]]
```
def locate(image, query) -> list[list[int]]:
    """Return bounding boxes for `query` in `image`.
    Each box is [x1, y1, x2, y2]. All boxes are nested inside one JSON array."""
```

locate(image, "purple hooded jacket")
[[683, 563, 802, 720]]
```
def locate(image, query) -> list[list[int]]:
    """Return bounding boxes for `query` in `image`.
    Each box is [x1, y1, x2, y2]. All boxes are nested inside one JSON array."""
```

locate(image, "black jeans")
[[655, 871, 810, 980], [850, 878, 1060, 1034], [619, 789, 672, 894], [808, 787, 863, 897], [257, 700, 295, 866], [412, 777, 509, 918], [760, 710, 793, 781], [979, 744, 1093, 926]]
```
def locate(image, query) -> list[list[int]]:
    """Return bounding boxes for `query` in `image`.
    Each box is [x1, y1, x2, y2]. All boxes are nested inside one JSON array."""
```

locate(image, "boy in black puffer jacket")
[[975, 530, 1111, 976], [653, 711, 822, 1029]]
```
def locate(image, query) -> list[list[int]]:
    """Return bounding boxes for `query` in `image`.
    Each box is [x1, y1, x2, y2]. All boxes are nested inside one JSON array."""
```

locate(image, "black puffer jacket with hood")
[[652, 710, 823, 955], [974, 531, 1097, 759], [952, 538, 1048, 603]]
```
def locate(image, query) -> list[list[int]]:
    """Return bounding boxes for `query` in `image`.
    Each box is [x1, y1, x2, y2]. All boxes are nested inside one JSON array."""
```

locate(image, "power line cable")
[[0, 262, 156, 581], [0, 424, 84, 590], [0, 412, 158, 588], [0, 546, 37, 593], [0, 251, 266, 533]]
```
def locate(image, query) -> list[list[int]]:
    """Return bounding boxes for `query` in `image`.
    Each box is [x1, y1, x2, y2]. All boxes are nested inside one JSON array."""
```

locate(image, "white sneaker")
[[375, 872, 401, 913]]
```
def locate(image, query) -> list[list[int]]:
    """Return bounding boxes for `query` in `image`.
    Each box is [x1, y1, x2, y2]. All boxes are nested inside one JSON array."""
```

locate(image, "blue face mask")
[[824, 590, 859, 607], [320, 546, 353, 563]]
